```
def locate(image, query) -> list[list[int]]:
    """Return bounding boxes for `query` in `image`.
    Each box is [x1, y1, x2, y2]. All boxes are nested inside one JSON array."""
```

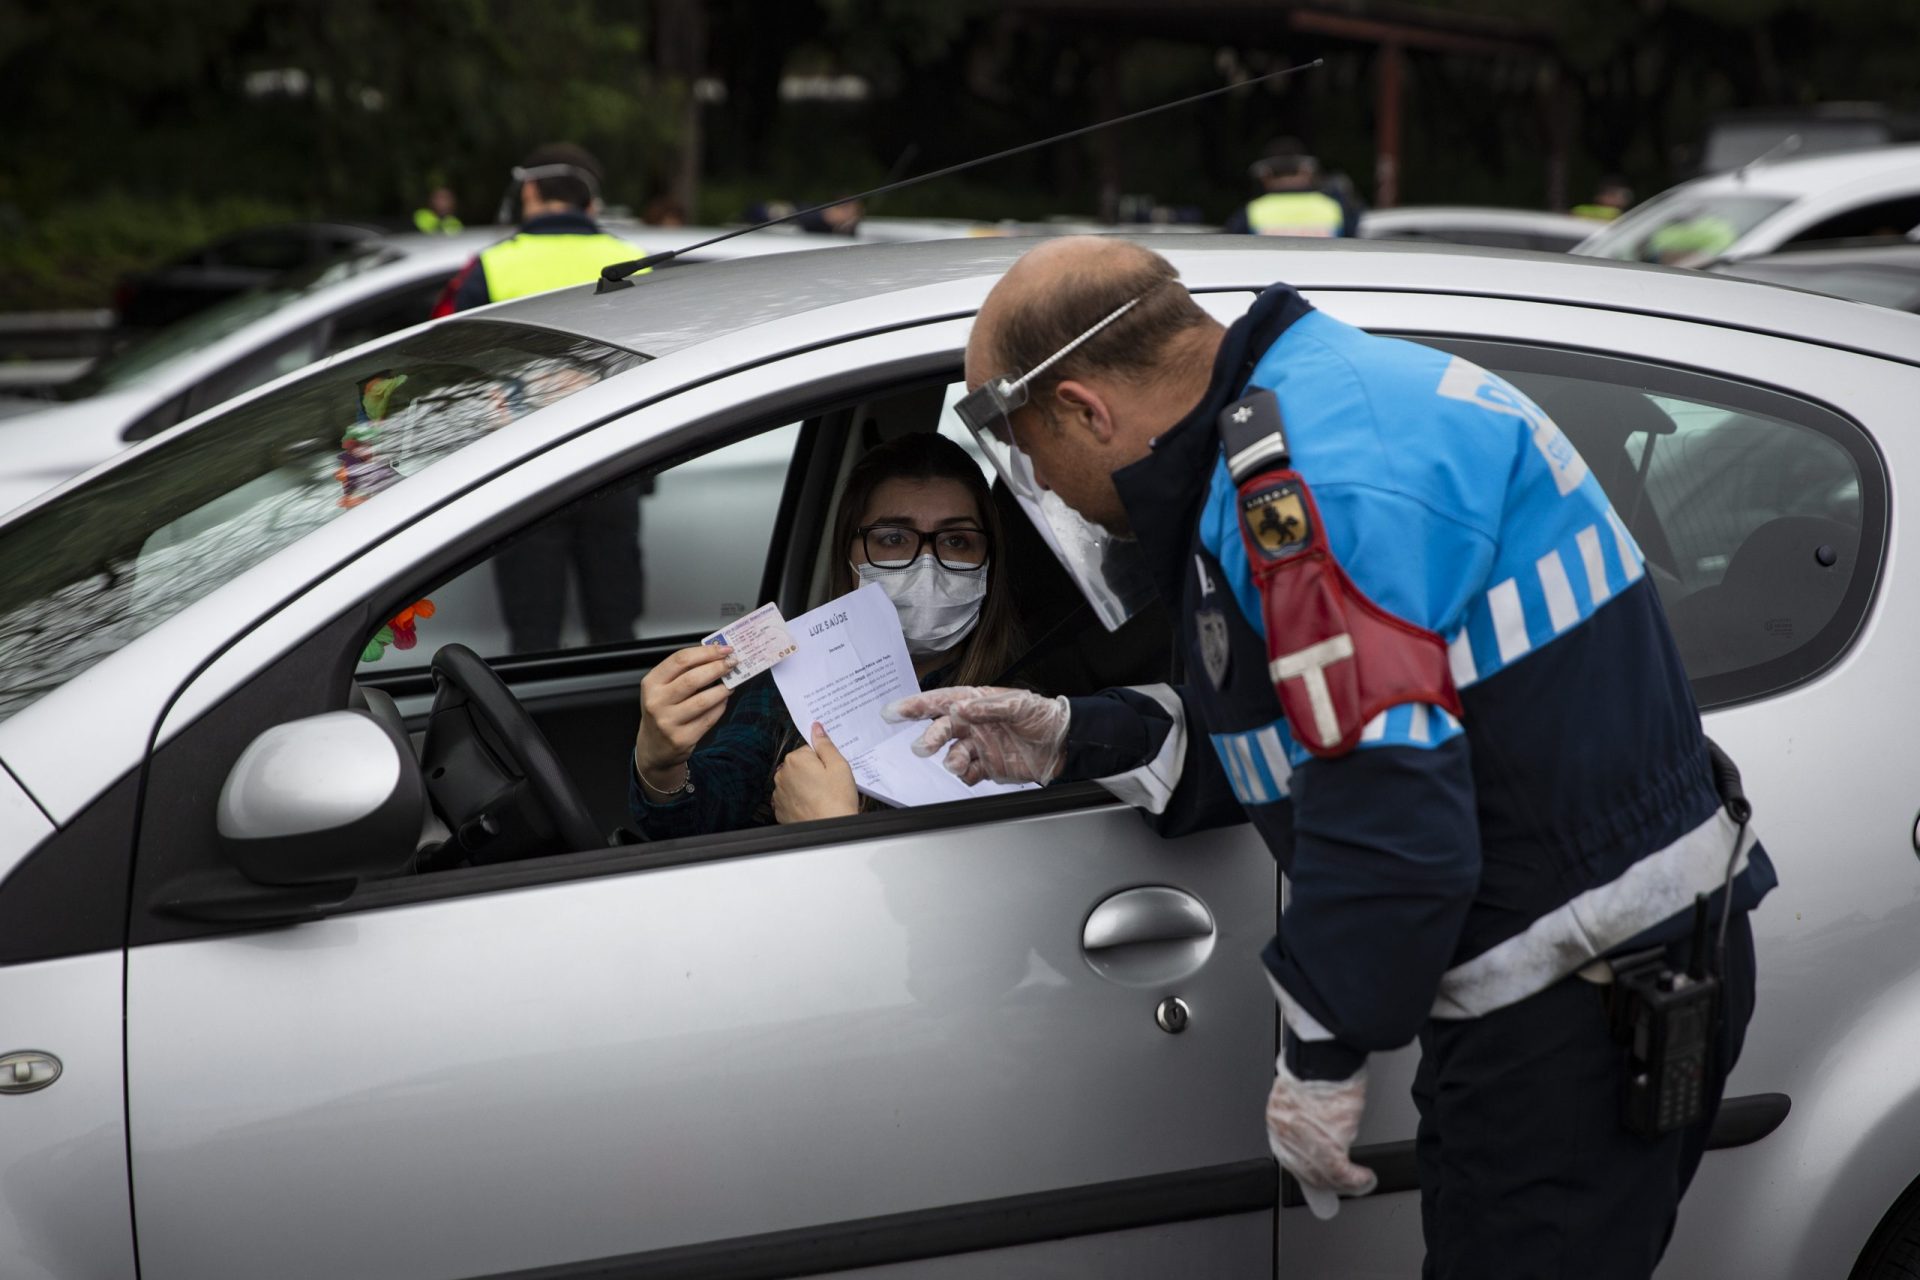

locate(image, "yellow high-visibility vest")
[[413, 209, 466, 235], [1244, 191, 1346, 237], [479, 231, 648, 302]]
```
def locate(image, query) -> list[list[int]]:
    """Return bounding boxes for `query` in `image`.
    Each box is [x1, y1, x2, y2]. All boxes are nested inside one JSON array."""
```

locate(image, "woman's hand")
[[634, 645, 735, 789], [773, 723, 860, 824]]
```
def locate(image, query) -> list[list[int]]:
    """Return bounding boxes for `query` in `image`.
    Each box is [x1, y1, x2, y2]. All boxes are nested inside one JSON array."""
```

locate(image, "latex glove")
[[772, 723, 861, 824], [1266, 1058, 1376, 1221], [883, 686, 1069, 785]]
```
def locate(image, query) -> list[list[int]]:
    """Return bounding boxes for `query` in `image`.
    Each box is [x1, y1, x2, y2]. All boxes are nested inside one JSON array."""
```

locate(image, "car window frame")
[[122, 331, 1141, 947], [1397, 334, 1889, 709]]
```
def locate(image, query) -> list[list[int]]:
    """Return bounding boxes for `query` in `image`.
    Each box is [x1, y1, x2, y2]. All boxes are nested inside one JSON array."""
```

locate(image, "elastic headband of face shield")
[[953, 294, 1144, 443], [955, 293, 1161, 632], [496, 163, 604, 221]]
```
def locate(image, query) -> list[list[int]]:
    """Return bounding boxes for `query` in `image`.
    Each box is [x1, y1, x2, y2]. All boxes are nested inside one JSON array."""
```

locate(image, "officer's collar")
[[519, 210, 601, 236], [1111, 283, 1314, 600]]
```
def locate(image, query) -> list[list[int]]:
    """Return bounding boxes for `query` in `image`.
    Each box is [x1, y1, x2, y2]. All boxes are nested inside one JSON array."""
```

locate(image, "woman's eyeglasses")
[[856, 524, 990, 571]]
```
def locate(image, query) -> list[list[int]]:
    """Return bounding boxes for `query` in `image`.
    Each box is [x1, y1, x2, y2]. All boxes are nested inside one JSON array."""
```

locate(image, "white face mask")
[[855, 554, 989, 657]]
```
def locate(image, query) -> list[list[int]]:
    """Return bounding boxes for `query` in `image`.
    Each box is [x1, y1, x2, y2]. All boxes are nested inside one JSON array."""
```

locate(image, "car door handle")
[[1083, 886, 1214, 950], [1082, 887, 1217, 987], [0, 1051, 61, 1095]]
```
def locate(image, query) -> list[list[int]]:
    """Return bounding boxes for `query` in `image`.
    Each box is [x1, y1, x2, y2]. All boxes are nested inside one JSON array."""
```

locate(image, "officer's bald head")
[[966, 237, 1226, 536], [968, 237, 1213, 400]]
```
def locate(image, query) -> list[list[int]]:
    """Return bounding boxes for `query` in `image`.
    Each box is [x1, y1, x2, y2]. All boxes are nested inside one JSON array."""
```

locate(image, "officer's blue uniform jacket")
[[1062, 284, 1776, 1081]]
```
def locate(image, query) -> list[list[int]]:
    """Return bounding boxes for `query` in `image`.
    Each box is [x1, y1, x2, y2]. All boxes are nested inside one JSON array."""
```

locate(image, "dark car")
[[112, 221, 388, 331]]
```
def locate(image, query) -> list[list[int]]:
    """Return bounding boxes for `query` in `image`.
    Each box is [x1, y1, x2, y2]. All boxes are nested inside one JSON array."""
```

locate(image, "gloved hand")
[[882, 686, 1070, 785], [1266, 1057, 1376, 1221]]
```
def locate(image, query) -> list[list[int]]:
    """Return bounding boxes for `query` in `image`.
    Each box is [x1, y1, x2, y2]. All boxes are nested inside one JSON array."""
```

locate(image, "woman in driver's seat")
[[629, 432, 1024, 836]]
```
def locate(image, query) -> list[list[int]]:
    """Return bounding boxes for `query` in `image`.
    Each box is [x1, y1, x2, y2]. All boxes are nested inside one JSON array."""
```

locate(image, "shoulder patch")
[[1240, 479, 1312, 561], [1231, 463, 1461, 756]]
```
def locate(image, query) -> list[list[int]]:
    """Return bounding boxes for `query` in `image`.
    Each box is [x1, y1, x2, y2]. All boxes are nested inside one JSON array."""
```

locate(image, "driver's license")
[[704, 602, 798, 689]]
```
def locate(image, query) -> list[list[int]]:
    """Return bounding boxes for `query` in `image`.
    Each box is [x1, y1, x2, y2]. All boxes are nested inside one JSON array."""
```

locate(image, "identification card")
[[703, 602, 798, 689]]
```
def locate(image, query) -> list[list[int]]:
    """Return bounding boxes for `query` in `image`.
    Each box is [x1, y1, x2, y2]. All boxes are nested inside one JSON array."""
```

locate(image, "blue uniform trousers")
[[1412, 910, 1756, 1279]]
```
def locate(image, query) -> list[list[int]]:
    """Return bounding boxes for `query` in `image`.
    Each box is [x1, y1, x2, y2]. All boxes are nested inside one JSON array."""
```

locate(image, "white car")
[[0, 231, 495, 513], [0, 224, 858, 515], [1576, 143, 1920, 265], [2, 237, 1920, 1278]]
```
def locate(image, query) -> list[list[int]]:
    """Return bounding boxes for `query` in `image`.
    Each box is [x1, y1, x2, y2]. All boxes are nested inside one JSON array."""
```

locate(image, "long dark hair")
[[828, 432, 1022, 687]]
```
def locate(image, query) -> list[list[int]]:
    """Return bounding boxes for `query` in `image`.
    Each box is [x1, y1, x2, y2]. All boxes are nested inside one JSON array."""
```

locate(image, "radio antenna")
[[595, 58, 1325, 293]]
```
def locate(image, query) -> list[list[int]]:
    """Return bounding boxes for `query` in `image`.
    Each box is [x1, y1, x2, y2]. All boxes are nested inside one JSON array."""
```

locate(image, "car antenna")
[[1735, 132, 1800, 185], [595, 58, 1325, 293]]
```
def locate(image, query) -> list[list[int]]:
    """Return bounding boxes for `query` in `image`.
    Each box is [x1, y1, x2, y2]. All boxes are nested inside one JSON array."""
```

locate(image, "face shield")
[[495, 163, 605, 224], [955, 297, 1160, 632]]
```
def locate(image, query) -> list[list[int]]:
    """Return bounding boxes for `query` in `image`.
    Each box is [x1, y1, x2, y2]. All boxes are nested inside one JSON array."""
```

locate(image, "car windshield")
[[53, 245, 399, 400], [1579, 191, 1792, 266], [0, 320, 640, 725]]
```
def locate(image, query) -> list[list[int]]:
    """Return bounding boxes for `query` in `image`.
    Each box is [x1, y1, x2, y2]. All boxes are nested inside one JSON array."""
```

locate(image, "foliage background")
[[2, 0, 1916, 309]]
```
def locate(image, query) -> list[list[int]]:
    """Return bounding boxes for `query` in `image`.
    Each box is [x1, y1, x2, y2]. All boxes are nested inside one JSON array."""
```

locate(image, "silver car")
[[0, 237, 1915, 1279]]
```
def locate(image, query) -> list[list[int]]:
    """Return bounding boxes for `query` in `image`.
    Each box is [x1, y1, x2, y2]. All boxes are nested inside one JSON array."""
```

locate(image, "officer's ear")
[[1050, 379, 1117, 445]]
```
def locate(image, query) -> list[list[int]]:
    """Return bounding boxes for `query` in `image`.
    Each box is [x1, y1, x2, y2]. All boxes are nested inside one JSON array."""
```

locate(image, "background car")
[[2, 237, 1919, 1279], [1358, 204, 1604, 253], [1575, 142, 1920, 265], [1709, 241, 1920, 312], [111, 219, 392, 331], [0, 223, 855, 515]]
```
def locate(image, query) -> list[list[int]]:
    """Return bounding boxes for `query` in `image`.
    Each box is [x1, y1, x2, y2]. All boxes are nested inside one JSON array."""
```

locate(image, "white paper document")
[[771, 583, 1038, 808]]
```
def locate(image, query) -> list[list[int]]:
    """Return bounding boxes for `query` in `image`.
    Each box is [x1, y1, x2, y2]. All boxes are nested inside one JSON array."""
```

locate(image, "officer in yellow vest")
[[412, 186, 465, 235], [1226, 139, 1361, 238], [443, 143, 647, 312], [451, 143, 652, 653], [1571, 175, 1635, 223]]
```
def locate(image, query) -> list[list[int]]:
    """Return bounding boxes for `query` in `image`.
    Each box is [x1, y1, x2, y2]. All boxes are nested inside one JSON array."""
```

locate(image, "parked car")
[[112, 220, 392, 331], [0, 224, 845, 514], [1709, 241, 1920, 313], [1359, 205, 1603, 253], [1576, 143, 1920, 266], [1, 235, 1916, 1279]]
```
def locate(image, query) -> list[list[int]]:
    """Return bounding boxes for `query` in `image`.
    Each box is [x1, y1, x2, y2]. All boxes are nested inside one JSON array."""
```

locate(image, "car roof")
[[480, 233, 1920, 369], [1676, 142, 1920, 199]]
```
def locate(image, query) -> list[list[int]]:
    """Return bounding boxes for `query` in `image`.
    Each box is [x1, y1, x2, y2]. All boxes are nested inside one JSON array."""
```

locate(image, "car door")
[[1273, 288, 1913, 1279], [120, 319, 1282, 1280]]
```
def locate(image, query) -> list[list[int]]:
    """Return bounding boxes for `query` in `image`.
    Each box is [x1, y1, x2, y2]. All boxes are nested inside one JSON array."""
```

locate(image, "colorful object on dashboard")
[[360, 599, 437, 663]]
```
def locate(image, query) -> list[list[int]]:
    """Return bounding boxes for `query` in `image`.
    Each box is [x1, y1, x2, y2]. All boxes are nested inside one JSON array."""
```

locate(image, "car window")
[[1415, 340, 1883, 706], [213, 231, 316, 273], [184, 327, 326, 416], [1578, 191, 1792, 265], [361, 422, 804, 669], [325, 281, 445, 358], [0, 321, 640, 725], [1777, 194, 1920, 247]]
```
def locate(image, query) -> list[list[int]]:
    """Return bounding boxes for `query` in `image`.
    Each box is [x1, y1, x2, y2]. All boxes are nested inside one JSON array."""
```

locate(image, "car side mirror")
[[218, 709, 424, 887]]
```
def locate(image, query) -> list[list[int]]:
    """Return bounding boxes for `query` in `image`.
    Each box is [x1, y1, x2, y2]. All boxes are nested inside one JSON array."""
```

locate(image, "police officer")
[[442, 143, 644, 312], [893, 237, 1774, 1278], [1224, 138, 1361, 238], [447, 143, 651, 653], [412, 185, 464, 235]]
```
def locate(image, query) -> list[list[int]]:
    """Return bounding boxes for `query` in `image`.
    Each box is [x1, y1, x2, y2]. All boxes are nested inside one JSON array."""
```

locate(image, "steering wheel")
[[418, 643, 603, 865]]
